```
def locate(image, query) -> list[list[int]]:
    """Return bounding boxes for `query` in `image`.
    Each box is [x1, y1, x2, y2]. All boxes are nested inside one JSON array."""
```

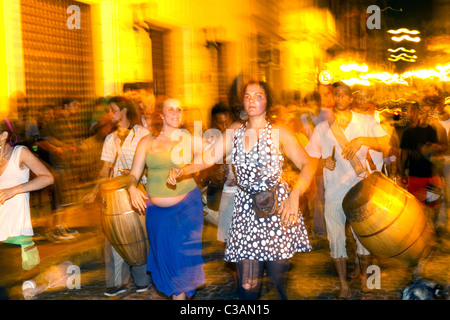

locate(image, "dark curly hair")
[[238, 80, 275, 119], [106, 95, 139, 127], [0, 119, 18, 146]]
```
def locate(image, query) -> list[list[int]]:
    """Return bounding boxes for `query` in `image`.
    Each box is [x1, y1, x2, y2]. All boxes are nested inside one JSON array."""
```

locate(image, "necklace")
[[160, 130, 172, 139]]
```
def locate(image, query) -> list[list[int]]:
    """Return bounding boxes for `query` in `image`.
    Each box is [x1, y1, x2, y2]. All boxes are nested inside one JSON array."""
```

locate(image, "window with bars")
[[20, 0, 95, 138]]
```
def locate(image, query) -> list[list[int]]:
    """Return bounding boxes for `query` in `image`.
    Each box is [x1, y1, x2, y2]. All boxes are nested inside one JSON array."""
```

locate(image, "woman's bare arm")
[[0, 147, 54, 204]]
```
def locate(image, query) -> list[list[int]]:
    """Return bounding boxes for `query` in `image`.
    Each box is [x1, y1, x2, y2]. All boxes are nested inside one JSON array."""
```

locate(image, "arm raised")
[[0, 147, 54, 204], [167, 122, 242, 185]]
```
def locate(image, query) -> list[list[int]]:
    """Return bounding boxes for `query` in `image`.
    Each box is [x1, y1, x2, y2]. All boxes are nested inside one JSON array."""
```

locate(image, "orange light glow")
[[340, 64, 369, 73], [378, 107, 402, 115], [340, 63, 450, 86], [341, 78, 371, 86], [402, 65, 450, 81], [360, 72, 409, 85]]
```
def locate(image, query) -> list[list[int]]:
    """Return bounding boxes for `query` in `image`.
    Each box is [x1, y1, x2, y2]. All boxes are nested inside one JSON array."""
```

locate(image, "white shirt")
[[438, 118, 450, 136], [101, 124, 149, 178], [306, 111, 388, 201], [438, 118, 450, 163], [0, 146, 33, 241]]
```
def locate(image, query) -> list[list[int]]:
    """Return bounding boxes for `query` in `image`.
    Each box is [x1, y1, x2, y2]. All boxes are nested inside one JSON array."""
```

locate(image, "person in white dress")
[[0, 120, 54, 272]]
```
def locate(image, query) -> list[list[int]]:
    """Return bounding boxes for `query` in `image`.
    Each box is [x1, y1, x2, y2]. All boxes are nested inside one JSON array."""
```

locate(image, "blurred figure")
[[37, 99, 81, 240], [128, 98, 207, 300], [435, 96, 450, 233], [211, 103, 240, 292], [400, 101, 447, 225], [35, 105, 56, 169], [138, 89, 155, 130], [273, 104, 315, 237], [8, 92, 39, 150], [80, 99, 114, 181], [300, 91, 332, 140], [421, 95, 448, 181], [351, 86, 384, 172], [123, 85, 155, 130], [84, 96, 150, 296], [46, 98, 82, 203], [378, 110, 401, 179], [351, 86, 376, 116], [0, 120, 53, 283], [318, 83, 335, 113], [350, 85, 392, 280], [209, 103, 236, 243], [88, 97, 110, 135], [33, 104, 71, 241], [352, 86, 400, 177], [306, 81, 390, 299], [311, 84, 334, 238], [205, 103, 233, 214]]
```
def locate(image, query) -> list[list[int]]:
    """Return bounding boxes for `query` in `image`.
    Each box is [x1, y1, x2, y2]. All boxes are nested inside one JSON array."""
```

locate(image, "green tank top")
[[145, 142, 197, 198]]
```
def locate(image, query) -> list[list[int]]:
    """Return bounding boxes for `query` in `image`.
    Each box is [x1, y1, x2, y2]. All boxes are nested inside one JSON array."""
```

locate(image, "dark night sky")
[[381, 0, 435, 31], [372, 0, 440, 71]]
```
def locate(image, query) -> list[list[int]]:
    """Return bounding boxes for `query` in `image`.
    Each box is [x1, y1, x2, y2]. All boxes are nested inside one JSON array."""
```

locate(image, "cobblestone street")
[[1, 197, 449, 303]]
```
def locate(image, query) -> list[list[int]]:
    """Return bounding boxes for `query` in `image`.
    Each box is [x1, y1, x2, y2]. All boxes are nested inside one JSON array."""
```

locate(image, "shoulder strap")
[[328, 118, 367, 177], [113, 132, 128, 170], [12, 145, 23, 168], [306, 114, 316, 130]]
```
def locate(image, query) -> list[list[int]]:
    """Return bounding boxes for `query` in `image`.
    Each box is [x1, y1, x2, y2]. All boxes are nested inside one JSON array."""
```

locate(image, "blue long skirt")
[[146, 187, 205, 298]]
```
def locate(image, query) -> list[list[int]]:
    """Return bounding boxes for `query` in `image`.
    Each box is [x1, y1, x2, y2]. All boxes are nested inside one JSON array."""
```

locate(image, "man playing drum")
[[306, 82, 389, 299], [84, 96, 151, 296]]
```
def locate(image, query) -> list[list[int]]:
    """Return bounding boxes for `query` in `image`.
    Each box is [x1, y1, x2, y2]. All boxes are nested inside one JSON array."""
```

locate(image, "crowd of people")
[[0, 77, 449, 300]]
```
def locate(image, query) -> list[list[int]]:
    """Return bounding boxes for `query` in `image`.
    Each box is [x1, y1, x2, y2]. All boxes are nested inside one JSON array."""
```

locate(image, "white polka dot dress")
[[224, 122, 312, 262]]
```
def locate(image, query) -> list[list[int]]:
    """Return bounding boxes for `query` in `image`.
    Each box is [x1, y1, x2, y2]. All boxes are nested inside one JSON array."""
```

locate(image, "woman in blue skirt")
[[128, 97, 207, 300]]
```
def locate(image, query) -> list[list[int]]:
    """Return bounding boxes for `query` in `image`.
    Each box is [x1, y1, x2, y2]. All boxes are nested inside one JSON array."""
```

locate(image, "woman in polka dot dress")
[[168, 80, 315, 300]]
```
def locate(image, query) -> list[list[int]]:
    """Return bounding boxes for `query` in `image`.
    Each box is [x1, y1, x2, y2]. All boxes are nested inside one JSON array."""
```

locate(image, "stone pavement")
[[1, 188, 449, 301]]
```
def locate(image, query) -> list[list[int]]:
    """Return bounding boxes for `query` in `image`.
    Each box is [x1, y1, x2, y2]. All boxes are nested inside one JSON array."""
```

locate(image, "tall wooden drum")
[[101, 176, 149, 266], [342, 171, 434, 266]]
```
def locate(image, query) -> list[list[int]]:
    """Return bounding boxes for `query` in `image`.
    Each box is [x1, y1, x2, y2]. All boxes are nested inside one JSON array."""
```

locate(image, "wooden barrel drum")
[[342, 171, 434, 266], [101, 176, 149, 267]]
